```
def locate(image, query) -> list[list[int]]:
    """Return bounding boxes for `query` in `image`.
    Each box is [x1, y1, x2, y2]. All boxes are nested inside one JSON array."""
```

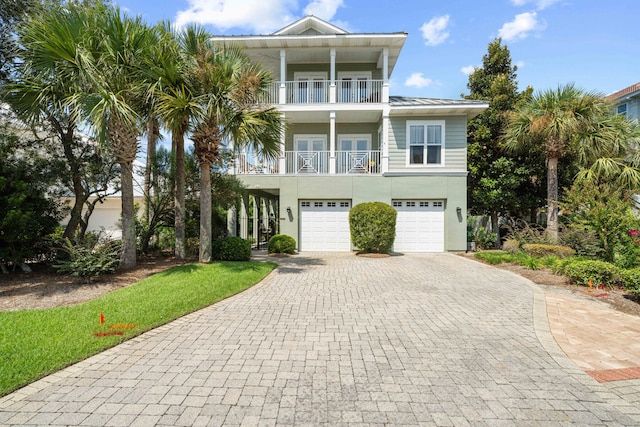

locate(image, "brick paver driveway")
[[0, 253, 636, 425]]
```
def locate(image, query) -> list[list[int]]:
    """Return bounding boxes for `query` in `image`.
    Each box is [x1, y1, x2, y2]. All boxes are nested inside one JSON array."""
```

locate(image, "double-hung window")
[[407, 120, 445, 166]]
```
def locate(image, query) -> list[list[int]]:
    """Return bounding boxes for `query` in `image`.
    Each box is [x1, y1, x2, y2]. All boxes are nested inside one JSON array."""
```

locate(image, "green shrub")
[[268, 234, 296, 254], [522, 243, 574, 258], [474, 226, 497, 250], [620, 268, 640, 293], [560, 259, 622, 287], [560, 226, 603, 259], [474, 250, 512, 265], [212, 237, 252, 261], [349, 202, 396, 253], [505, 222, 549, 245], [54, 238, 121, 283]]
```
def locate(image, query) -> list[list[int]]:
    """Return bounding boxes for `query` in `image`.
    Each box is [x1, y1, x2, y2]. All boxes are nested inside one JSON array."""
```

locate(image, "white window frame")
[[405, 120, 445, 167], [337, 71, 372, 103], [337, 134, 372, 152], [617, 103, 628, 117], [294, 134, 327, 152]]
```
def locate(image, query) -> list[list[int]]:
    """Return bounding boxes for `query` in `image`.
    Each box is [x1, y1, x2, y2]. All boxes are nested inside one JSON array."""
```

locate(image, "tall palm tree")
[[188, 38, 283, 263], [504, 83, 640, 241], [80, 5, 157, 268]]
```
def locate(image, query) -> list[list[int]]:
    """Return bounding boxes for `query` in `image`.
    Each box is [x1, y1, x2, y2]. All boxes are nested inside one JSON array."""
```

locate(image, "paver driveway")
[[0, 253, 636, 425]]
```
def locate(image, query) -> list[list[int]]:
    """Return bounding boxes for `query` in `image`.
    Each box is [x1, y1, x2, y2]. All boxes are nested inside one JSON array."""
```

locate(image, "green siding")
[[388, 115, 467, 173], [287, 123, 380, 150], [286, 63, 381, 80]]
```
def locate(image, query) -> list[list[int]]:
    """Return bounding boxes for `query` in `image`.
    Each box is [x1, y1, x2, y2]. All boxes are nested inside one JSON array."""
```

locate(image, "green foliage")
[[559, 225, 604, 259], [504, 222, 549, 245], [474, 226, 497, 250], [268, 234, 296, 254], [212, 236, 252, 261], [557, 259, 622, 287], [619, 268, 640, 293], [502, 238, 520, 254], [0, 139, 61, 265], [474, 250, 510, 265], [522, 244, 574, 258], [562, 183, 640, 263], [0, 260, 276, 396], [349, 202, 396, 253], [54, 238, 121, 282], [474, 250, 555, 271]]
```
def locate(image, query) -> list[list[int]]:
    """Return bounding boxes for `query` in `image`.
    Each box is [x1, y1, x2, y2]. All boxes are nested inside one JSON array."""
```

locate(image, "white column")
[[226, 205, 237, 236], [239, 194, 249, 239], [278, 112, 286, 174], [381, 112, 390, 173], [330, 48, 336, 103], [329, 111, 336, 174], [253, 196, 260, 245], [279, 49, 287, 104], [382, 48, 389, 103]]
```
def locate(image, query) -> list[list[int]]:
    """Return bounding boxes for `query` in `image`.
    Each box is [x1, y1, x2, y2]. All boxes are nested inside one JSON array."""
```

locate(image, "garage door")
[[393, 200, 445, 252], [299, 200, 351, 251]]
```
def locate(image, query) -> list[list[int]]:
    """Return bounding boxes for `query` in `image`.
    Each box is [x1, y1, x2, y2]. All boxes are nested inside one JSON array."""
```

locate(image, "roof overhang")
[[389, 103, 489, 119]]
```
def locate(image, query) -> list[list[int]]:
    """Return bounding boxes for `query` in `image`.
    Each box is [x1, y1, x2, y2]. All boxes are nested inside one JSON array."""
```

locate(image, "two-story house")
[[607, 82, 640, 120], [216, 16, 488, 252]]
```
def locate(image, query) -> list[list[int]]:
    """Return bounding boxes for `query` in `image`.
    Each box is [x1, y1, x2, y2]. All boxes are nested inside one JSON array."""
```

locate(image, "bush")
[[54, 238, 121, 283], [522, 244, 574, 258], [560, 226, 603, 259], [559, 259, 622, 287], [620, 268, 640, 293], [349, 202, 396, 253], [474, 226, 497, 250], [502, 238, 520, 254], [505, 222, 549, 245], [268, 234, 296, 254], [212, 237, 252, 261]]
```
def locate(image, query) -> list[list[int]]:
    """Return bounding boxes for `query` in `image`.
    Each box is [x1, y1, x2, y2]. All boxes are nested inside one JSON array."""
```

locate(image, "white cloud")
[[405, 72, 433, 88], [509, 0, 560, 10], [461, 65, 476, 75], [420, 15, 450, 46], [175, 0, 298, 33], [304, 0, 344, 21], [498, 12, 544, 42], [515, 60, 525, 69]]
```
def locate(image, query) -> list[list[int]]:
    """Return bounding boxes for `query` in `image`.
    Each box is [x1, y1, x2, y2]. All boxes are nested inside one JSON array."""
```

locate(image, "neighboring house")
[[607, 82, 640, 119], [216, 16, 488, 252]]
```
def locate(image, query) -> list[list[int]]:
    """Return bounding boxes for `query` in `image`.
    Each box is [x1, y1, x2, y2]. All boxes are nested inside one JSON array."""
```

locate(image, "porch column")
[[239, 194, 249, 239], [329, 48, 336, 103], [382, 47, 389, 103], [226, 205, 237, 237], [253, 195, 260, 246], [279, 49, 287, 105], [278, 112, 286, 174], [329, 111, 336, 174], [381, 111, 390, 173]]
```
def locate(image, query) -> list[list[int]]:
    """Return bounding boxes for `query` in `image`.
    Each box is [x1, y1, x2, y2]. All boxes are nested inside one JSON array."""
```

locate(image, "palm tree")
[[504, 83, 640, 241], [188, 39, 283, 263], [80, 5, 157, 268], [1, 2, 102, 241]]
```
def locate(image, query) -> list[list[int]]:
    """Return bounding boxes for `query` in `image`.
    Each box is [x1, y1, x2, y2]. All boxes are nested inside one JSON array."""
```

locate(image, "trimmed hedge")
[[268, 234, 296, 254], [212, 237, 252, 261], [348, 202, 396, 254], [558, 259, 622, 287], [522, 243, 574, 258], [620, 268, 640, 294]]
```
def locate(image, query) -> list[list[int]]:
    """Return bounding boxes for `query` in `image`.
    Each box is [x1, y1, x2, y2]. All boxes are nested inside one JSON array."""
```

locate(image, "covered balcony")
[[234, 150, 382, 175], [263, 80, 385, 105]]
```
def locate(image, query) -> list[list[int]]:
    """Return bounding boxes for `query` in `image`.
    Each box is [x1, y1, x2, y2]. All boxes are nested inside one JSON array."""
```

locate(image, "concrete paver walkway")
[[1, 253, 639, 425]]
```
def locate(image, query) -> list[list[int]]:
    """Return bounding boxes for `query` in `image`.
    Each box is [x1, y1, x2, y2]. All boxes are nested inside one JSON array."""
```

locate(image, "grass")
[[0, 261, 276, 397], [474, 250, 561, 271]]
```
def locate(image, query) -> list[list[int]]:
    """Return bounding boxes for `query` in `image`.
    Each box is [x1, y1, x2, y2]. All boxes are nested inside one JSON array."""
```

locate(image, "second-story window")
[[407, 120, 445, 166], [618, 103, 628, 117]]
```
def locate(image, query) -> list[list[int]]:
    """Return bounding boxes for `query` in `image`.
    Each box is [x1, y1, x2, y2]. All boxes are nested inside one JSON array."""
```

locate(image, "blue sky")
[[116, 0, 639, 99]]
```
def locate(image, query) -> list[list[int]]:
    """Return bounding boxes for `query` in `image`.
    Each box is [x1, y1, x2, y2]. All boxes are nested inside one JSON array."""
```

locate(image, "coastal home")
[[216, 16, 488, 252], [607, 82, 640, 119]]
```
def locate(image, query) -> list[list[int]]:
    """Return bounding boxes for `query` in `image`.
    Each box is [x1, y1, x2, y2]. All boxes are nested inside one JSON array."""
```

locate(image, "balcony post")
[[279, 49, 286, 104], [382, 48, 389, 103], [381, 112, 389, 173], [330, 48, 336, 104], [279, 113, 286, 174], [329, 111, 336, 174]]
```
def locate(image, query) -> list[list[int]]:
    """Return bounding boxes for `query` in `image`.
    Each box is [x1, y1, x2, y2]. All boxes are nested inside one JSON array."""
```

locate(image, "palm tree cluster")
[[1, 1, 283, 267]]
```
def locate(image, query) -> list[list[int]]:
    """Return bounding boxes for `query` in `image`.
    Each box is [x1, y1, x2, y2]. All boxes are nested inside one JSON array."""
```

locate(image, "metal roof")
[[389, 96, 489, 119]]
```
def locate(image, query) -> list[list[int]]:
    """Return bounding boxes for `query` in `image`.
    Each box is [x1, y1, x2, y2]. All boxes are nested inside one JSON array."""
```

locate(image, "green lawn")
[[0, 261, 276, 397]]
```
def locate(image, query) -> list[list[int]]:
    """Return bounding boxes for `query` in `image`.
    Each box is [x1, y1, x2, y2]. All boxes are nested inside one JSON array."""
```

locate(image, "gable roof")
[[274, 15, 348, 36], [607, 82, 640, 102]]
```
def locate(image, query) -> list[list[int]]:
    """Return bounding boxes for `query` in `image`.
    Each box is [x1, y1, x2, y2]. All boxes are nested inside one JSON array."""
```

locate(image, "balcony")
[[235, 150, 382, 175], [262, 80, 385, 105]]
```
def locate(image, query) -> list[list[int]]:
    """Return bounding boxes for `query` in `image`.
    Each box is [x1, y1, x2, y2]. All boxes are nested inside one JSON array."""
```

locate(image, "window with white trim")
[[406, 120, 445, 166], [618, 103, 628, 117]]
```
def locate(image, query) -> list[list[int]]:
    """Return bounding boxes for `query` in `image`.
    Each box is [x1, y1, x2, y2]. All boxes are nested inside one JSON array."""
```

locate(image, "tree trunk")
[[144, 116, 159, 222], [199, 160, 212, 263], [174, 129, 186, 259], [120, 160, 137, 268], [490, 210, 500, 248], [60, 129, 86, 241], [546, 156, 559, 242]]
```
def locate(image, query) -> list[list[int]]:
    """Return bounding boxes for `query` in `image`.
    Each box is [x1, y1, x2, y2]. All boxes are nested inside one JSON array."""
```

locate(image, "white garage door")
[[393, 200, 445, 252], [299, 200, 351, 251]]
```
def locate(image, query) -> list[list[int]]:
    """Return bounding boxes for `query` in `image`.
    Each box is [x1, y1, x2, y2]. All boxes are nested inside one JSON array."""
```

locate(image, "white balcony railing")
[[266, 80, 385, 105], [234, 151, 382, 175]]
